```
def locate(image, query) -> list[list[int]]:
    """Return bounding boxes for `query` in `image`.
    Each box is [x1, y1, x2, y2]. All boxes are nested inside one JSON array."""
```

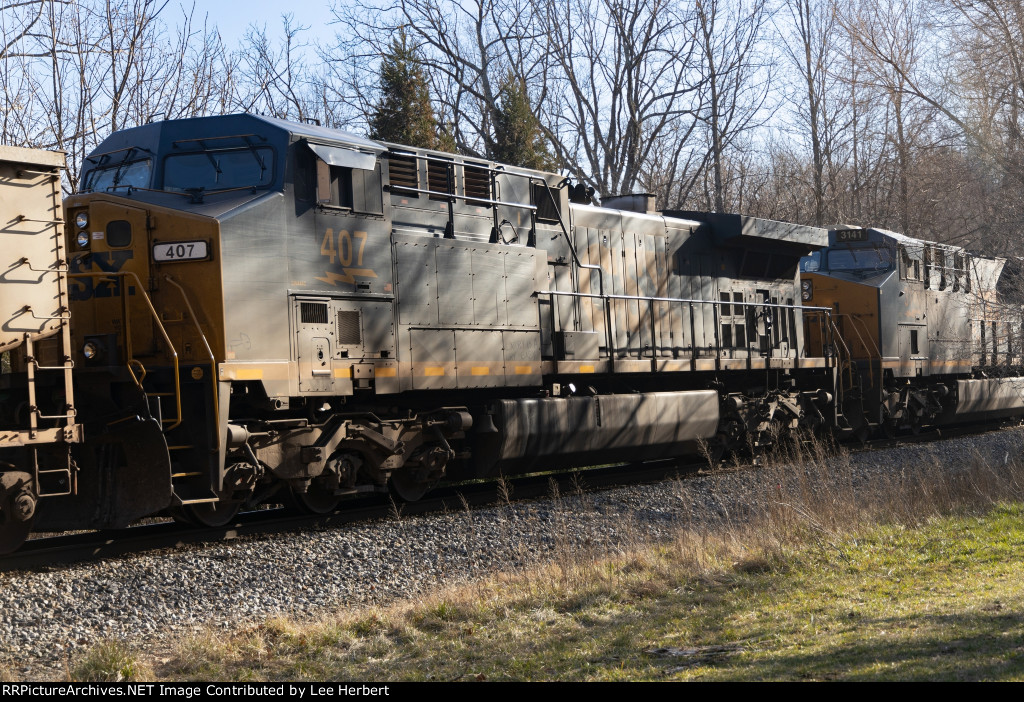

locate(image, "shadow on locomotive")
[[0, 114, 1020, 552]]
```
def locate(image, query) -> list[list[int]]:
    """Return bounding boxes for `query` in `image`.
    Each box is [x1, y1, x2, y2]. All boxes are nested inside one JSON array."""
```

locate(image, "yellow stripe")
[[514, 365, 533, 375], [424, 367, 445, 376], [580, 365, 595, 374], [471, 367, 490, 376], [376, 367, 397, 378], [235, 368, 263, 380], [334, 367, 352, 378]]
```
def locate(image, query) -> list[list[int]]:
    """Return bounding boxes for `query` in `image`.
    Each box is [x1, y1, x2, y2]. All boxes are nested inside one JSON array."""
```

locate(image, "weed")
[[71, 641, 152, 682]]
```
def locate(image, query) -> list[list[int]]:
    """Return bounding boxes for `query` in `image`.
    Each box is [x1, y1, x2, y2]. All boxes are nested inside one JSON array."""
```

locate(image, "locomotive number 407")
[[153, 240, 209, 262]]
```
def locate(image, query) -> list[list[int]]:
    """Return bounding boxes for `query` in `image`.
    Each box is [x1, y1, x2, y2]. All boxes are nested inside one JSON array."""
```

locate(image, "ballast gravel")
[[2, 426, 1023, 679]]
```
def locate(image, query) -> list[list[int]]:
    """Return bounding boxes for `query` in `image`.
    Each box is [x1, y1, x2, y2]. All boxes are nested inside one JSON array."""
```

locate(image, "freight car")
[[0, 113, 1014, 554], [0, 146, 82, 553]]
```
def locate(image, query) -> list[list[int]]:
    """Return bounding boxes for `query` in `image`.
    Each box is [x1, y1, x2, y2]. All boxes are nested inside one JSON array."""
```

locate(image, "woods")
[[3, 0, 1024, 257]]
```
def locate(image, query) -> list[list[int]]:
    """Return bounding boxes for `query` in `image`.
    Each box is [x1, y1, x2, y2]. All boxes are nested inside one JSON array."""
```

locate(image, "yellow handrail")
[[836, 313, 878, 388], [161, 273, 220, 451], [68, 270, 183, 431]]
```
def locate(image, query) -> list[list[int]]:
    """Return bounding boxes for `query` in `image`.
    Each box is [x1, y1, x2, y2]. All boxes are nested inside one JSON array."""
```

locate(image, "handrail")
[[68, 270, 182, 431], [162, 274, 220, 452], [837, 313, 881, 388], [383, 184, 538, 212], [840, 313, 883, 360], [828, 318, 855, 391], [532, 178, 605, 336], [537, 289, 831, 311], [538, 287, 834, 365]]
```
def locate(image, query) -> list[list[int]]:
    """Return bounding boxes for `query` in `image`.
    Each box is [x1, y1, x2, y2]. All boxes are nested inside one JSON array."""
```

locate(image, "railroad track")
[[4, 419, 1014, 573], [0, 456, 705, 573]]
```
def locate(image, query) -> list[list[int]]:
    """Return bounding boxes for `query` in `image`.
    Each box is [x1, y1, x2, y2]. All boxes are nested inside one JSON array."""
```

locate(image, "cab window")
[[83, 158, 152, 192], [316, 160, 383, 215], [163, 146, 274, 193]]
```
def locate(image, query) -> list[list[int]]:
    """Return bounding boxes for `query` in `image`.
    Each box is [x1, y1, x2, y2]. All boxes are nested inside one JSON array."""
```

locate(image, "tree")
[[367, 31, 439, 148], [777, 0, 846, 226], [693, 0, 774, 213], [492, 71, 555, 169]]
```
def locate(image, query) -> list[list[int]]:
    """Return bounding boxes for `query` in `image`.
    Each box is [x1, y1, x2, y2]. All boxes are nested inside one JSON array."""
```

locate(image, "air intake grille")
[[388, 154, 418, 193], [464, 164, 490, 206], [337, 311, 362, 345], [427, 159, 452, 200], [300, 302, 328, 325]]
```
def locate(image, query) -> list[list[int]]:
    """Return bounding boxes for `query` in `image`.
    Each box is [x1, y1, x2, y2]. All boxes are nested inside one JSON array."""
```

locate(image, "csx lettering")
[[68, 251, 135, 301], [320, 229, 368, 267]]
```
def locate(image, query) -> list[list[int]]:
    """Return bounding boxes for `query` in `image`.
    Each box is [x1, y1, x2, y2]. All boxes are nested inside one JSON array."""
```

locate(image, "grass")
[[70, 641, 153, 682], [63, 431, 1024, 681]]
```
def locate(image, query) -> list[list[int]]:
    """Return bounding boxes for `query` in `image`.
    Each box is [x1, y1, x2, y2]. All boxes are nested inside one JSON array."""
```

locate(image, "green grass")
[[120, 502, 1024, 682], [61, 439, 1024, 682]]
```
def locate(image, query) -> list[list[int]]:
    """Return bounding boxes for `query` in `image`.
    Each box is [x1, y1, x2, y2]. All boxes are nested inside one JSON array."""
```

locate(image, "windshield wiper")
[[245, 142, 266, 173], [203, 151, 223, 180]]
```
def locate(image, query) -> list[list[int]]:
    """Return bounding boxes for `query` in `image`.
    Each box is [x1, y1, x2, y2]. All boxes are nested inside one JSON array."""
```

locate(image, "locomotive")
[[801, 227, 1024, 435], [0, 113, 1018, 553]]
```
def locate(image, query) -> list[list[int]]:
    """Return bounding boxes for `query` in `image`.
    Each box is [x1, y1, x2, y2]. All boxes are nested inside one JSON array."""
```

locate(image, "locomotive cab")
[[802, 226, 1023, 435]]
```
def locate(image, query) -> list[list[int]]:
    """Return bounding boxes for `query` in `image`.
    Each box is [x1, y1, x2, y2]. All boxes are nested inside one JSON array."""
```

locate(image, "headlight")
[[76, 231, 90, 249], [74, 212, 88, 229], [801, 280, 811, 291], [82, 341, 98, 360], [802, 290, 812, 301]]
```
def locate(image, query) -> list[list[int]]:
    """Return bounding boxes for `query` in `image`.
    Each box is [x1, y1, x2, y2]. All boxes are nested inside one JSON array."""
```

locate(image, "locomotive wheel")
[[0, 514, 31, 555], [389, 471, 431, 502], [0, 482, 35, 554], [290, 482, 341, 515], [882, 420, 898, 440], [176, 501, 242, 528]]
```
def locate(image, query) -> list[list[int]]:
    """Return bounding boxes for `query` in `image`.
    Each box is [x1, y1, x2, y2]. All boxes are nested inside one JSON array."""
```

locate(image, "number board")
[[153, 240, 210, 263], [834, 229, 868, 243]]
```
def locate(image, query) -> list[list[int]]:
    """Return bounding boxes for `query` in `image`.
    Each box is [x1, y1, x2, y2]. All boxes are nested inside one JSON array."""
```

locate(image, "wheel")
[[0, 514, 31, 555], [173, 500, 241, 527], [882, 420, 898, 440], [289, 481, 341, 515], [389, 470, 431, 502], [0, 486, 35, 554]]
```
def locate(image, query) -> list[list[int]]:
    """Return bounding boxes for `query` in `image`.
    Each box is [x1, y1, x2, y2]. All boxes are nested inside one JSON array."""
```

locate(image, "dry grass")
[[65, 430, 1024, 681], [70, 641, 153, 682]]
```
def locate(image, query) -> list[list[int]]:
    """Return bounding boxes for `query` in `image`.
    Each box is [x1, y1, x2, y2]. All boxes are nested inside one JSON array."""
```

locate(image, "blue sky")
[[191, 0, 338, 48]]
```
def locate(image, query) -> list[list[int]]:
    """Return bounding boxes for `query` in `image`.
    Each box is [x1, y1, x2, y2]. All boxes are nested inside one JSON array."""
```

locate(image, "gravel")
[[2, 425, 1023, 679]]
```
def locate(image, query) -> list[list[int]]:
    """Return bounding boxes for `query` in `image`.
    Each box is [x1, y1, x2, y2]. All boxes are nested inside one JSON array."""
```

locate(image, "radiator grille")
[[388, 154, 418, 193], [300, 302, 328, 325], [427, 159, 452, 200], [464, 164, 490, 206], [337, 310, 362, 345]]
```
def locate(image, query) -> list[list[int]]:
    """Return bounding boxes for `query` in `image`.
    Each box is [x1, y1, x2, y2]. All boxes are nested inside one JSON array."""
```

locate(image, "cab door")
[[82, 200, 155, 359]]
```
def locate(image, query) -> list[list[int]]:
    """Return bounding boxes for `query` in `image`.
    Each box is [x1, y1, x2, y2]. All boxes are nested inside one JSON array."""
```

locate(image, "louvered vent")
[[532, 182, 561, 223], [388, 154, 418, 193], [464, 164, 490, 206], [300, 302, 328, 325], [337, 311, 362, 345], [427, 159, 452, 200]]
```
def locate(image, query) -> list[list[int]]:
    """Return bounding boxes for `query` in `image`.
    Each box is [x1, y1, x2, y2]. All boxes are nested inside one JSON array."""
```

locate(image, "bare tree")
[[537, 0, 704, 195], [776, 0, 849, 225], [692, 0, 775, 212]]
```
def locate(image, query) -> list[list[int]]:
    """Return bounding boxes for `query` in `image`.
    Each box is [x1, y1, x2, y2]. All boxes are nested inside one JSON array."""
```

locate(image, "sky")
[[191, 0, 339, 48]]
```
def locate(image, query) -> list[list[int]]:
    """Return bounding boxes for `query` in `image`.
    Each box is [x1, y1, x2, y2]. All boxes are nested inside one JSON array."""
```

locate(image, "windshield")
[[826, 246, 895, 272], [800, 252, 821, 272], [83, 158, 152, 192], [163, 146, 274, 193]]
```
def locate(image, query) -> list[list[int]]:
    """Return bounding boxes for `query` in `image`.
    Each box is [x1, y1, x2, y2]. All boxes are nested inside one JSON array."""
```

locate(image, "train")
[[0, 113, 1020, 553]]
